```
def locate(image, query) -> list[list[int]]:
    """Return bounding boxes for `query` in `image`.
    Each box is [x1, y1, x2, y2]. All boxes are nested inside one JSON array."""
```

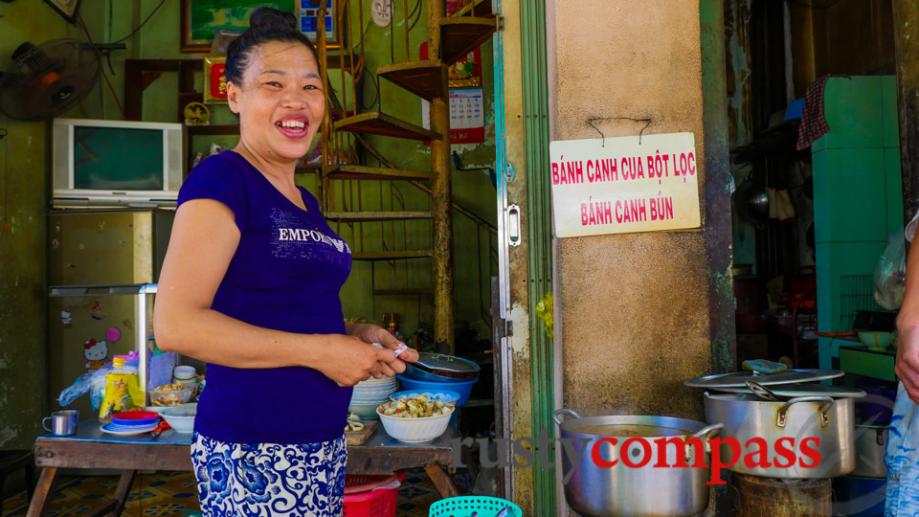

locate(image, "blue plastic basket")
[[428, 496, 523, 517]]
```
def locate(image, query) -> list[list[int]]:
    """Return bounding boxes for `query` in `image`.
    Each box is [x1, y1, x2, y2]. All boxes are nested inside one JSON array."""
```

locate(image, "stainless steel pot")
[[555, 409, 722, 517], [704, 392, 855, 478], [853, 424, 887, 478]]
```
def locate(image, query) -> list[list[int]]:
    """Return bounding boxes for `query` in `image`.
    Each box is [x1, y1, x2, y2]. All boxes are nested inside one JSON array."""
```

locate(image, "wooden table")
[[27, 421, 459, 517]]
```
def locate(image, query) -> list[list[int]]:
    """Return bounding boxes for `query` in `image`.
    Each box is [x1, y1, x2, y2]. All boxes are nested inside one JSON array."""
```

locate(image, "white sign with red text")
[[550, 133, 701, 238]]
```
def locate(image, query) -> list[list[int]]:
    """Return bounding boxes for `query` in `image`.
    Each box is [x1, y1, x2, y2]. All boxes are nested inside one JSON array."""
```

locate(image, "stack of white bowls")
[[349, 376, 398, 420]]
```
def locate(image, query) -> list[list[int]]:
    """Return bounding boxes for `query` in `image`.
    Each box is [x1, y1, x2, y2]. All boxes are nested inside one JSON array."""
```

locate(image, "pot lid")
[[708, 382, 866, 399], [684, 369, 844, 389], [414, 352, 481, 374]]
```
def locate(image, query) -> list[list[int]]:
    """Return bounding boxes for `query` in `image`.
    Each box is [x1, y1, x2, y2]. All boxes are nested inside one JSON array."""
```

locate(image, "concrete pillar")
[[548, 0, 730, 419]]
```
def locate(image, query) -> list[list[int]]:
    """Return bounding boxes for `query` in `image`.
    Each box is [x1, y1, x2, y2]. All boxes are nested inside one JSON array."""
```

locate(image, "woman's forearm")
[[154, 305, 328, 369]]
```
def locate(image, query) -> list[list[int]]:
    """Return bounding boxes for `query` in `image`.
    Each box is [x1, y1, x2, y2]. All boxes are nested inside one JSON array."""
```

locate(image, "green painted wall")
[[814, 75, 901, 369], [0, 1, 96, 449], [0, 2, 496, 449], [120, 0, 497, 339]]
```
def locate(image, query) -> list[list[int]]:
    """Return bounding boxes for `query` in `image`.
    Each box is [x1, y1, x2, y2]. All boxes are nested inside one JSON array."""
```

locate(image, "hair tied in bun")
[[250, 7, 298, 32], [224, 6, 317, 85]]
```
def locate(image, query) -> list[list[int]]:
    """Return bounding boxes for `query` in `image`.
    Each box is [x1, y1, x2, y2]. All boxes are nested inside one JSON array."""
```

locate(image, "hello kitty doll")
[[84, 339, 108, 370]]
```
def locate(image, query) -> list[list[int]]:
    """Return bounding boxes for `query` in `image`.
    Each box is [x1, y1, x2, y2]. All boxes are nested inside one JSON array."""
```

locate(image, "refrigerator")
[[47, 208, 174, 417]]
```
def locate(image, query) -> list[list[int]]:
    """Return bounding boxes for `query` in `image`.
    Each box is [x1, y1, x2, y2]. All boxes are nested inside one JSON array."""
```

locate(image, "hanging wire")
[[360, 68, 380, 110], [406, 0, 423, 33], [109, 0, 167, 45], [78, 14, 125, 117]]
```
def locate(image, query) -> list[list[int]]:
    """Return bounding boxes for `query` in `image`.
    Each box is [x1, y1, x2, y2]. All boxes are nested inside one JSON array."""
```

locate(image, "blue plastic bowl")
[[404, 356, 480, 383], [404, 363, 466, 382], [390, 389, 461, 405], [397, 375, 477, 407]]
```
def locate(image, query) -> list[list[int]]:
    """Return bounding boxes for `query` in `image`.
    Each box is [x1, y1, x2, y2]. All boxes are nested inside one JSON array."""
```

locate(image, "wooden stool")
[[0, 450, 36, 517]]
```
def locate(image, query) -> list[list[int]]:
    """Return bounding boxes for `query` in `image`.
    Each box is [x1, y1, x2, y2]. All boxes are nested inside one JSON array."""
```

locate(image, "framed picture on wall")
[[298, 0, 343, 49], [181, 0, 296, 53], [202, 56, 228, 103], [44, 0, 82, 24]]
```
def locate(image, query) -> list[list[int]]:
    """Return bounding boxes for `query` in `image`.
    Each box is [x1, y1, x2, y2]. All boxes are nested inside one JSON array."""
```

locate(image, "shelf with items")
[[49, 284, 158, 405]]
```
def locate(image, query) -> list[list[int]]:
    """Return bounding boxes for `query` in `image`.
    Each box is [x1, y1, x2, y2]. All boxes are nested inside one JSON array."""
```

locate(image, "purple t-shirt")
[[177, 150, 353, 444]]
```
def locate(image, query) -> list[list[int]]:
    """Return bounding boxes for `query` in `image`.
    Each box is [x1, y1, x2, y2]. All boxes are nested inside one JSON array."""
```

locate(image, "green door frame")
[[519, 0, 556, 513]]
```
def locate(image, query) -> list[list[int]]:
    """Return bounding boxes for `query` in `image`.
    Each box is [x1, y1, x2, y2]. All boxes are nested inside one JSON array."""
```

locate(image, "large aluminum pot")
[[555, 409, 722, 517], [853, 424, 887, 478], [704, 392, 855, 478]]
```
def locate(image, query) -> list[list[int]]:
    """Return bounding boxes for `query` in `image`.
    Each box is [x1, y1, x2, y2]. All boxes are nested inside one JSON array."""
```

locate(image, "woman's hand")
[[346, 323, 420, 373], [315, 334, 404, 387]]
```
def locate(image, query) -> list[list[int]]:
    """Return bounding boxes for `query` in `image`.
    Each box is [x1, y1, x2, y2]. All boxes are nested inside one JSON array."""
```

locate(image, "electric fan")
[[0, 39, 100, 121]]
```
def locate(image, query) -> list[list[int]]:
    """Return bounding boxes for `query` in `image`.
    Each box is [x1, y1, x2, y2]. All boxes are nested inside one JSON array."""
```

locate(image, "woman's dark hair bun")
[[224, 6, 317, 85], [249, 7, 298, 32]]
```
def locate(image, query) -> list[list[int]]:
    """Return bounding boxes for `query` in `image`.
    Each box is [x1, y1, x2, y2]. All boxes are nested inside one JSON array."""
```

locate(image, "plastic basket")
[[428, 496, 523, 517], [343, 475, 400, 517]]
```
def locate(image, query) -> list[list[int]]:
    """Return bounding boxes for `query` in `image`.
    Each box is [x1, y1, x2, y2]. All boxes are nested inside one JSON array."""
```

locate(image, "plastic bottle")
[[388, 320, 404, 342], [98, 355, 144, 421]]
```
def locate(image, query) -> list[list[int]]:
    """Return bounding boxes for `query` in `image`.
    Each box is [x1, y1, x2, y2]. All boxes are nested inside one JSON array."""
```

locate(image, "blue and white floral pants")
[[191, 432, 347, 517]]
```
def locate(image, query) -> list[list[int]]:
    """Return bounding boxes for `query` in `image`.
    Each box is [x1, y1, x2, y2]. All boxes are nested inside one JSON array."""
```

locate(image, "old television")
[[52, 118, 183, 206]]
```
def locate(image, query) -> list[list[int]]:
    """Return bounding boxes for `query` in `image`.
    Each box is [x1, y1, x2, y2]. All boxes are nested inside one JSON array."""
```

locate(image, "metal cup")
[[42, 410, 78, 436]]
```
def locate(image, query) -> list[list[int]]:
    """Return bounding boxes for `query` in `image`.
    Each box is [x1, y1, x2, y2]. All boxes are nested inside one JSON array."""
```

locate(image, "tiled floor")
[[1, 468, 445, 516]]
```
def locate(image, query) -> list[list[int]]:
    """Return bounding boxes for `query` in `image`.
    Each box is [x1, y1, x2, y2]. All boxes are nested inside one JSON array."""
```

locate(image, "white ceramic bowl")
[[160, 403, 197, 434], [377, 407, 453, 443]]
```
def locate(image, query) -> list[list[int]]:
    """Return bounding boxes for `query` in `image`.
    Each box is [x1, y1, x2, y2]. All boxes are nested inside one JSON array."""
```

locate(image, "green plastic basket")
[[428, 496, 523, 517]]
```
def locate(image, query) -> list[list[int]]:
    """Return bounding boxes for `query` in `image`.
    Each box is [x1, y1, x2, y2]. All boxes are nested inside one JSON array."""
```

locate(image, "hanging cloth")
[[796, 75, 832, 151]]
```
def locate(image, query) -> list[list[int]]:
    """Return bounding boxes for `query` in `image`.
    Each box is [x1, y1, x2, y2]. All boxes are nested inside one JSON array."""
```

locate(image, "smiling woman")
[[152, 7, 419, 517], [224, 9, 325, 196]]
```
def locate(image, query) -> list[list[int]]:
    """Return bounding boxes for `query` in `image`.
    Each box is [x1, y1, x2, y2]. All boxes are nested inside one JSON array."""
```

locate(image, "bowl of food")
[[396, 375, 477, 406], [377, 395, 454, 443], [389, 389, 461, 406], [160, 403, 197, 434], [150, 383, 194, 407]]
